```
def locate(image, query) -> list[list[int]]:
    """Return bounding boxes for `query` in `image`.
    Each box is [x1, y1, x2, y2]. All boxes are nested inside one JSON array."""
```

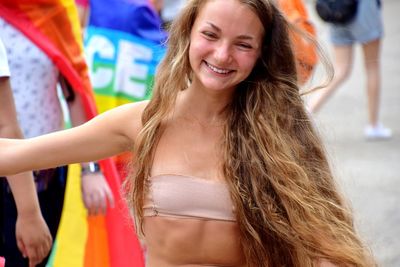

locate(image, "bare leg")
[[309, 45, 353, 113], [361, 38, 381, 127], [361, 38, 391, 139]]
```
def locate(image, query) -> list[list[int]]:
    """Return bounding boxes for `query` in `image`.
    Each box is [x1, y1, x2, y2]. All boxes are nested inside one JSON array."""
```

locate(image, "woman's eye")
[[237, 43, 252, 49], [202, 31, 217, 39]]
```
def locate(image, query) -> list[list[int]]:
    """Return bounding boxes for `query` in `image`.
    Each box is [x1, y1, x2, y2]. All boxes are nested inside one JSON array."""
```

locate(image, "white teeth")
[[206, 62, 230, 74]]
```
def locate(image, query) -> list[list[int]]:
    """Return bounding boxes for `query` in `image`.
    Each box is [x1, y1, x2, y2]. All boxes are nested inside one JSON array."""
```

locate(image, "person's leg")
[[308, 45, 354, 113], [361, 38, 391, 139], [362, 38, 381, 126]]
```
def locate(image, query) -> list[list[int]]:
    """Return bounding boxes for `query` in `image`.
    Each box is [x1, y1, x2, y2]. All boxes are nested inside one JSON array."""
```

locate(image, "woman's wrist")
[[80, 162, 101, 175]]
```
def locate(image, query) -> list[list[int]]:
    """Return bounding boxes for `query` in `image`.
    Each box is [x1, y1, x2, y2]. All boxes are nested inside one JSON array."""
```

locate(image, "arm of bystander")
[[0, 76, 52, 267]]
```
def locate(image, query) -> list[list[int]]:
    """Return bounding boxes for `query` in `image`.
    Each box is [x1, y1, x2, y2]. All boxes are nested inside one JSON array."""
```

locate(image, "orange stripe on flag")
[[84, 216, 110, 267]]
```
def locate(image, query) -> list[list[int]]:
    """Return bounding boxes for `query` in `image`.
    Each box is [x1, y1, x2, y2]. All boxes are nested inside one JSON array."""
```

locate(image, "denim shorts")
[[330, 0, 383, 45]]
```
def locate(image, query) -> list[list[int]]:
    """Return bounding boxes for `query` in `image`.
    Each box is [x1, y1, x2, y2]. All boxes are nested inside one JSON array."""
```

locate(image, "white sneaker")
[[364, 124, 392, 140]]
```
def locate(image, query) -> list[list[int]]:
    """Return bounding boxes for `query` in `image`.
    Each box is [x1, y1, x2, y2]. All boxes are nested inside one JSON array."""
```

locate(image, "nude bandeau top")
[[143, 174, 236, 221]]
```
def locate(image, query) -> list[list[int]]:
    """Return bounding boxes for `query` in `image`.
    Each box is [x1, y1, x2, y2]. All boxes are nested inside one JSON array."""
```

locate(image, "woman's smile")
[[204, 61, 234, 75]]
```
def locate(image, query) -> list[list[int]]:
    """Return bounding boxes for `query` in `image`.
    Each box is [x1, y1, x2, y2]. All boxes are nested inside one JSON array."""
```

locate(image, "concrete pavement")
[[305, 1, 400, 266]]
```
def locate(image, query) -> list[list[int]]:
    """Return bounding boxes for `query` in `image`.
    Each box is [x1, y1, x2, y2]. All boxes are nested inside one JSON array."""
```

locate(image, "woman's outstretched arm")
[[0, 101, 147, 177]]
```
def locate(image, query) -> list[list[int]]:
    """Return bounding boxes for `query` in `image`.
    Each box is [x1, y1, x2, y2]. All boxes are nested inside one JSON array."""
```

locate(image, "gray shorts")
[[330, 0, 383, 45]]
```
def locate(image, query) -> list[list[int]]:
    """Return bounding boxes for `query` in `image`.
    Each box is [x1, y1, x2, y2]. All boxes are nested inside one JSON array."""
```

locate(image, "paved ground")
[[305, 1, 400, 266]]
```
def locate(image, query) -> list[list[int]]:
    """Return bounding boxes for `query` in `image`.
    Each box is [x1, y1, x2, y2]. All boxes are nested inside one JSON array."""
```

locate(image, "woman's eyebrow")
[[205, 22, 221, 32], [205, 22, 256, 40]]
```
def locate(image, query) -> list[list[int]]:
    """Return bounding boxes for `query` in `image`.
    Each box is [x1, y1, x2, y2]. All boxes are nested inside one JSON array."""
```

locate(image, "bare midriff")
[[143, 216, 246, 267]]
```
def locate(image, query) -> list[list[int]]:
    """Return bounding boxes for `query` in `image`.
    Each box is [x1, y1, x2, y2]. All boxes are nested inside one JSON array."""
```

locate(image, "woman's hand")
[[81, 172, 114, 215], [16, 210, 52, 267]]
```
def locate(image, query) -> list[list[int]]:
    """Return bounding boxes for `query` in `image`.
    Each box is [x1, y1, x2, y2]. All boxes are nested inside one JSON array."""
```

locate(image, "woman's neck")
[[176, 85, 233, 126]]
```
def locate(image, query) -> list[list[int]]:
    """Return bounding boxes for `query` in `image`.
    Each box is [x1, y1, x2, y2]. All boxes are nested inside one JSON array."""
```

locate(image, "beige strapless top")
[[143, 174, 236, 221]]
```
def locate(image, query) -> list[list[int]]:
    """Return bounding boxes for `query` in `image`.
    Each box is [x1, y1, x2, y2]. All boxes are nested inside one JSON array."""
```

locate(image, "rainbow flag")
[[0, 1, 144, 266], [85, 26, 166, 114], [84, 0, 166, 172], [85, 0, 166, 113]]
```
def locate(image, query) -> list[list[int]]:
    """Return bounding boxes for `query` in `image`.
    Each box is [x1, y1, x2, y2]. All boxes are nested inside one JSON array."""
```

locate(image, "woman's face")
[[189, 0, 264, 93]]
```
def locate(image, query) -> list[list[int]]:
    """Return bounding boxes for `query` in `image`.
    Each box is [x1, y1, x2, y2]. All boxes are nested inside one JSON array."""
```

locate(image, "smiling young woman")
[[0, 0, 375, 266], [188, 0, 264, 94]]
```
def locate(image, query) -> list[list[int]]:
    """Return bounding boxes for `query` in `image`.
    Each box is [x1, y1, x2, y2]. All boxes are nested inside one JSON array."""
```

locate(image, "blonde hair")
[[125, 0, 375, 266]]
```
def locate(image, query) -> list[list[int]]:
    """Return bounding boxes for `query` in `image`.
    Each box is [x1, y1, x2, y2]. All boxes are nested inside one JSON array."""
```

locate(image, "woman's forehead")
[[194, 0, 265, 38]]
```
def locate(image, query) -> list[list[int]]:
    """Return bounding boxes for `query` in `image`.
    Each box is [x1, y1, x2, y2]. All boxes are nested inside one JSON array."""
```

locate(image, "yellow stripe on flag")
[[52, 164, 88, 267], [94, 95, 133, 114]]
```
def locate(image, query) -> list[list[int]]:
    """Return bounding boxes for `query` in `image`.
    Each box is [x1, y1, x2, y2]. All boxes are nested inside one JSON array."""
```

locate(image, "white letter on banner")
[[115, 40, 152, 99], [85, 35, 115, 89]]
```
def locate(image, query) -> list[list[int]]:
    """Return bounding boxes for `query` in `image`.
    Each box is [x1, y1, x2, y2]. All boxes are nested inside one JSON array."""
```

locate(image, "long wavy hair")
[[126, 0, 374, 266]]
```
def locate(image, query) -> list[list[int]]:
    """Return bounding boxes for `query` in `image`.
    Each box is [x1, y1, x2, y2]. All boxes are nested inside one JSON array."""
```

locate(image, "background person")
[[0, 37, 52, 267], [308, 0, 391, 140]]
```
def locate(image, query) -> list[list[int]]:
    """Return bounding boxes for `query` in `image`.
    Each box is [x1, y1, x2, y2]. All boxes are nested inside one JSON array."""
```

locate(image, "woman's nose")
[[214, 42, 232, 64]]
